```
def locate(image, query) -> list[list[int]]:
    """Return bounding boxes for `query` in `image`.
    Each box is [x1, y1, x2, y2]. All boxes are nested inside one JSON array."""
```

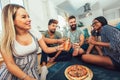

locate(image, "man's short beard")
[[70, 24, 76, 31], [50, 30, 55, 34]]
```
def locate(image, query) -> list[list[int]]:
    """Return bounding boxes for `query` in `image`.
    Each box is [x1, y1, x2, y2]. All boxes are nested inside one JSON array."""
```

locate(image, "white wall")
[[79, 7, 120, 27], [78, 9, 103, 26], [0, 0, 9, 8], [76, 9, 103, 35], [104, 7, 120, 26], [47, 1, 58, 19], [104, 7, 120, 21], [27, 0, 47, 31], [77, 7, 120, 34], [27, 0, 58, 31]]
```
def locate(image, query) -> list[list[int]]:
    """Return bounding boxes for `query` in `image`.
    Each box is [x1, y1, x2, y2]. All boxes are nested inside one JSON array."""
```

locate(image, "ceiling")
[[51, 0, 120, 16]]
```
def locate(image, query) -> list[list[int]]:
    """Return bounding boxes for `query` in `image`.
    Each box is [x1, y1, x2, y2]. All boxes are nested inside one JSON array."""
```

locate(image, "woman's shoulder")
[[103, 25, 113, 28], [102, 25, 114, 30], [29, 28, 42, 40]]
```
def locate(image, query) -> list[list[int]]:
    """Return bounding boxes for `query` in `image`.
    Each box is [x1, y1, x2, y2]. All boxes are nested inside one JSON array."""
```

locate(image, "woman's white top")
[[13, 29, 42, 57]]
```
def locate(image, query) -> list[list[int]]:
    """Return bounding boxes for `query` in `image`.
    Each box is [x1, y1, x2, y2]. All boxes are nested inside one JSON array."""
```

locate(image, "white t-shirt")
[[13, 29, 42, 57]]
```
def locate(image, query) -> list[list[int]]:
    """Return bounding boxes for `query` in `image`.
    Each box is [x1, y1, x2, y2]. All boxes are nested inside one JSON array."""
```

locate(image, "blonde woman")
[[0, 4, 63, 80]]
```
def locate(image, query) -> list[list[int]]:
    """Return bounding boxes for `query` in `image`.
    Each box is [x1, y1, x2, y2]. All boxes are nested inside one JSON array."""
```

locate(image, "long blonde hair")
[[0, 4, 25, 55]]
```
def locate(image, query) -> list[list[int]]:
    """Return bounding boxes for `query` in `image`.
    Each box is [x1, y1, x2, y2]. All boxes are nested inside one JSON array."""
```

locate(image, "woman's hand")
[[88, 37, 97, 45]]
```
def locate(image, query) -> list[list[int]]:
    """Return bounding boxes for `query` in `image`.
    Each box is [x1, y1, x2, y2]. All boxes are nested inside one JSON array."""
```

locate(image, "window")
[[0, 1, 2, 33]]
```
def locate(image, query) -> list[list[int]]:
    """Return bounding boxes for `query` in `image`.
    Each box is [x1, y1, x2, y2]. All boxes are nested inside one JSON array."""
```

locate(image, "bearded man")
[[63, 15, 85, 56]]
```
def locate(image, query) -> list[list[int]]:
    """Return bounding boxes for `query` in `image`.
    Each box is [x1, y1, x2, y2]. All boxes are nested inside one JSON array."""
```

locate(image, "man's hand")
[[57, 38, 66, 44]]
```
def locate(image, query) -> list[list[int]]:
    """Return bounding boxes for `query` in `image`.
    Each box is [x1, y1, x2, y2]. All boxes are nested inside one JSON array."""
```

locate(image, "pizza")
[[65, 65, 92, 80]]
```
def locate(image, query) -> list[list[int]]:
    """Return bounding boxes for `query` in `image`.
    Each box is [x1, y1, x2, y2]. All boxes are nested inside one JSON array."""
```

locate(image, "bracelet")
[[21, 74, 27, 80], [55, 47, 57, 51]]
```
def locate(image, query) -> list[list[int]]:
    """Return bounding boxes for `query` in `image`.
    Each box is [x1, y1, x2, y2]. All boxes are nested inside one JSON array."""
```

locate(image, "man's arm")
[[43, 31, 65, 44], [43, 35, 58, 44], [79, 34, 85, 47]]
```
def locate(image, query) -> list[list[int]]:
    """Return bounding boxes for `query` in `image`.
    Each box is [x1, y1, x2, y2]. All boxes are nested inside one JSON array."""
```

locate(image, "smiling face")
[[92, 20, 102, 31], [68, 18, 77, 31], [14, 8, 31, 31], [48, 23, 57, 33]]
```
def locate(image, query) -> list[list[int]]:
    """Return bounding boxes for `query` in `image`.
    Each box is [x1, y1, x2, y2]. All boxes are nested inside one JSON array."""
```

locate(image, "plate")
[[64, 65, 93, 80]]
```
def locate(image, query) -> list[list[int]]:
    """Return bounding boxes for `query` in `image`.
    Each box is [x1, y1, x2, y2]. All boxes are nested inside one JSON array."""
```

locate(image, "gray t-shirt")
[[63, 27, 83, 43], [43, 30, 62, 47]]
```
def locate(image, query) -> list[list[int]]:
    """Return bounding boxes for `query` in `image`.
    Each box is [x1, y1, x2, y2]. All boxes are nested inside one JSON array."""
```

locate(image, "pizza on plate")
[[65, 65, 92, 80]]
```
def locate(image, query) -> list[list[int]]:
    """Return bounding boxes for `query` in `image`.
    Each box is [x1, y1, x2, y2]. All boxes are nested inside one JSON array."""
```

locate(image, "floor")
[[47, 57, 120, 80], [38, 53, 55, 68]]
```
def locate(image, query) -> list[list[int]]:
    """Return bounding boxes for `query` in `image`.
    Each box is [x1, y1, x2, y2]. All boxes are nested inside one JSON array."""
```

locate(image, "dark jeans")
[[81, 43, 89, 51], [40, 48, 73, 64]]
